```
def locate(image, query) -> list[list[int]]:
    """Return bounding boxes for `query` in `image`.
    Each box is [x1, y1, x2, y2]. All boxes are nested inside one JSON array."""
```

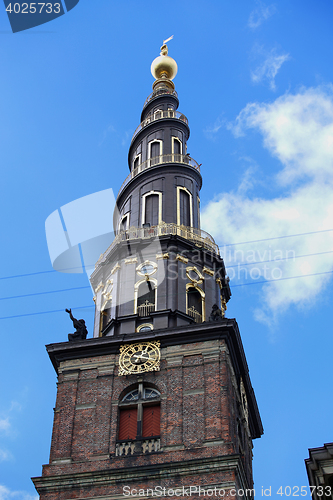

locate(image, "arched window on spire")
[[172, 136, 182, 156], [148, 140, 163, 167], [142, 191, 162, 227], [186, 284, 205, 323], [134, 277, 157, 317], [177, 186, 193, 227]]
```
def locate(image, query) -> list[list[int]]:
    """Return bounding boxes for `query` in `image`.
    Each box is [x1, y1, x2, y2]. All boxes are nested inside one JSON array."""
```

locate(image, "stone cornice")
[[32, 454, 245, 495]]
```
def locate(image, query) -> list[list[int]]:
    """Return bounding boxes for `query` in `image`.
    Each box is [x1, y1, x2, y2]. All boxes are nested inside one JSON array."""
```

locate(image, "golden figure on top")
[[151, 35, 178, 81]]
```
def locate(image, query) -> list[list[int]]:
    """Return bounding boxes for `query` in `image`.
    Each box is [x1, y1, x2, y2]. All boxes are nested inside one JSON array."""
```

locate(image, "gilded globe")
[[151, 55, 178, 80]]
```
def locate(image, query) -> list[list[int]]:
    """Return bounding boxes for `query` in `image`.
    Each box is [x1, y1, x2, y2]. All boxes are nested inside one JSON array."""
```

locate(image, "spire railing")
[[94, 223, 219, 269], [118, 154, 200, 196], [131, 110, 188, 145], [143, 88, 178, 107]]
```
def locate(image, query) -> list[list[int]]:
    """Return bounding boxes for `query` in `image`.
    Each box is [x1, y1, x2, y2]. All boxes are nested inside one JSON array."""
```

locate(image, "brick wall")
[[34, 336, 255, 499]]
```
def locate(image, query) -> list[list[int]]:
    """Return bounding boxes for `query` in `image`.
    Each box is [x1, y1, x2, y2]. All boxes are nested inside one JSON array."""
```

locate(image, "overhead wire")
[[1, 268, 333, 320], [0, 228, 333, 282], [218, 227, 333, 247]]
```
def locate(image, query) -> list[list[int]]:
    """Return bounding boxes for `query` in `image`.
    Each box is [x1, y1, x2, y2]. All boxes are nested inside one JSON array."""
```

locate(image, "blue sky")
[[0, 0, 333, 498]]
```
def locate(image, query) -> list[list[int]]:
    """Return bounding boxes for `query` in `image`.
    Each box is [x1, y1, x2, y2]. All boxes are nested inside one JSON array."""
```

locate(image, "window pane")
[[187, 287, 202, 314], [145, 194, 159, 226], [173, 139, 181, 155], [118, 408, 137, 440], [151, 142, 160, 158], [123, 389, 139, 402], [179, 190, 191, 226], [142, 405, 160, 437], [144, 388, 159, 399]]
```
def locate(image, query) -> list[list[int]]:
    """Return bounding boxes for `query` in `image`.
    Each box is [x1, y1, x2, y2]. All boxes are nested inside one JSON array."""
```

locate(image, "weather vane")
[[163, 35, 174, 44], [160, 35, 174, 56]]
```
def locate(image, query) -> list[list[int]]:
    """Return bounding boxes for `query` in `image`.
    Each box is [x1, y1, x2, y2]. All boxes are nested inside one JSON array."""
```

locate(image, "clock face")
[[118, 341, 160, 376]]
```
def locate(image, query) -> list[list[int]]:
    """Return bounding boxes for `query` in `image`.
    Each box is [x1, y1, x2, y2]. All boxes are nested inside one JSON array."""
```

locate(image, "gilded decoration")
[[156, 253, 169, 260], [186, 266, 204, 285], [125, 257, 138, 265], [203, 266, 214, 276], [111, 263, 120, 274], [176, 254, 188, 264], [118, 341, 160, 376]]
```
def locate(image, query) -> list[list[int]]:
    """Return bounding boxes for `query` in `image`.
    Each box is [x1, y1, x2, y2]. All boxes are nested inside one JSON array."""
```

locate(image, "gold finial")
[[151, 36, 178, 81]]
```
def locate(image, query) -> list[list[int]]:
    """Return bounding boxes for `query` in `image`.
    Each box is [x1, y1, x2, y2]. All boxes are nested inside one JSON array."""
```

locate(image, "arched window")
[[99, 299, 111, 334], [177, 186, 193, 227], [172, 137, 182, 156], [116, 384, 161, 456], [141, 191, 162, 226], [135, 278, 156, 317], [119, 213, 129, 233], [136, 323, 153, 333], [145, 194, 159, 226], [133, 155, 140, 172], [153, 109, 163, 120], [148, 140, 163, 166], [186, 284, 205, 323]]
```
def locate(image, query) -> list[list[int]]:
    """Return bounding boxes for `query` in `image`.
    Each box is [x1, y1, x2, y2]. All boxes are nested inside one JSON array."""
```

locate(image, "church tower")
[[32, 42, 263, 500]]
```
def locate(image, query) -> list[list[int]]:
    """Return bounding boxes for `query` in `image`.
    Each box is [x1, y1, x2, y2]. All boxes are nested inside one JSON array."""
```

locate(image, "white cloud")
[[0, 419, 10, 434], [202, 86, 333, 325], [0, 485, 38, 500], [248, 1, 276, 29], [232, 86, 333, 183], [251, 48, 290, 90], [204, 115, 225, 140], [0, 449, 12, 462]]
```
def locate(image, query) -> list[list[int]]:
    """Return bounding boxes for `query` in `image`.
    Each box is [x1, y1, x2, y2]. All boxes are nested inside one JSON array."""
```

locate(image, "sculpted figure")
[[66, 308, 88, 341], [209, 304, 223, 322]]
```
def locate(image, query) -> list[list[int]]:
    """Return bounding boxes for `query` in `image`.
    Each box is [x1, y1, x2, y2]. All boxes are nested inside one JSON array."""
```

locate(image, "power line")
[[1, 268, 333, 320], [231, 269, 333, 287], [0, 286, 91, 302], [0, 305, 94, 321], [1, 250, 332, 299], [1, 228, 333, 283], [224, 249, 333, 269], [0, 266, 84, 281], [219, 228, 333, 247]]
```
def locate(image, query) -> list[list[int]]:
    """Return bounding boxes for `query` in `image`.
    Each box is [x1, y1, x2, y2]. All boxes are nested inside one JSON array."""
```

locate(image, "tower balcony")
[[118, 153, 200, 197], [95, 223, 219, 269], [143, 88, 178, 107], [131, 109, 188, 145]]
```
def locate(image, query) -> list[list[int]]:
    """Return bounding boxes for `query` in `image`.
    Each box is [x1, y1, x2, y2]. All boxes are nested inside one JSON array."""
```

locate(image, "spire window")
[[141, 190, 162, 226], [134, 277, 157, 316], [145, 194, 159, 226], [148, 140, 163, 166], [133, 154, 141, 173], [177, 186, 193, 227], [186, 284, 205, 323], [172, 137, 182, 155]]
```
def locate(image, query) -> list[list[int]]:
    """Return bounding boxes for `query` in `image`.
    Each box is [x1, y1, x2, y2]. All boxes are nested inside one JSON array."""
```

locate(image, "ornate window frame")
[[136, 323, 154, 333], [136, 260, 158, 277], [134, 277, 158, 315], [148, 139, 163, 159], [177, 186, 193, 227], [141, 190, 163, 226], [133, 153, 142, 172], [172, 136, 182, 155], [186, 282, 205, 322], [118, 213, 130, 233]]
